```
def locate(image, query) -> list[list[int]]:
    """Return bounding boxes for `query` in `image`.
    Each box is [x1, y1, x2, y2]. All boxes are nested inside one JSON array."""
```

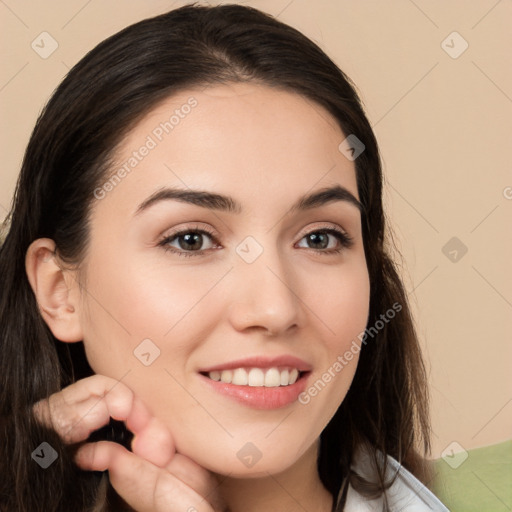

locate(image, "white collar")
[[341, 447, 450, 511]]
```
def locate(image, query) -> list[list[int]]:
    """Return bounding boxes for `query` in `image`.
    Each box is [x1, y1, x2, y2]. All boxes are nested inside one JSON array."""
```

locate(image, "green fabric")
[[432, 440, 512, 511]]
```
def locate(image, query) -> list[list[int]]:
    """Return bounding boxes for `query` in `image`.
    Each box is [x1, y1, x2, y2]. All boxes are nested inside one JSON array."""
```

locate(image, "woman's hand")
[[33, 375, 224, 512]]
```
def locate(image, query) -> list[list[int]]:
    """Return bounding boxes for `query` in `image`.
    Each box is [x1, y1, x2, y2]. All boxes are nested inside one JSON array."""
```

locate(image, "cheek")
[[299, 260, 369, 415], [78, 254, 231, 375], [312, 256, 370, 350]]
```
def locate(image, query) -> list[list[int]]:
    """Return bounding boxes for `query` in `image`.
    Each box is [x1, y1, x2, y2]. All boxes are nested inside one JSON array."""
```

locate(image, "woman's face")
[[77, 82, 370, 476]]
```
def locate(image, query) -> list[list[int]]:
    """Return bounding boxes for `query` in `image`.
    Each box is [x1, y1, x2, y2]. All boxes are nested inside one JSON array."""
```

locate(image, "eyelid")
[[159, 222, 219, 241], [295, 221, 350, 240]]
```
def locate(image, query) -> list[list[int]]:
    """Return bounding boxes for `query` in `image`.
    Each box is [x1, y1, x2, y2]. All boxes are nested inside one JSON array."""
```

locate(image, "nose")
[[227, 249, 304, 337]]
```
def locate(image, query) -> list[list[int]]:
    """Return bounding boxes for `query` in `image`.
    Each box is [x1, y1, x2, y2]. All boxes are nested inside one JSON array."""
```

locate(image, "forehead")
[[95, 82, 358, 218]]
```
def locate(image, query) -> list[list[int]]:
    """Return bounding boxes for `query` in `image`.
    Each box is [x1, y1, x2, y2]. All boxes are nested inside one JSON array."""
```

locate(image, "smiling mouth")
[[201, 367, 304, 387]]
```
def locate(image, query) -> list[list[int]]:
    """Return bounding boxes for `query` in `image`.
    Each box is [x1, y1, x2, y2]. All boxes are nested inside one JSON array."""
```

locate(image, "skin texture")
[[27, 82, 370, 511]]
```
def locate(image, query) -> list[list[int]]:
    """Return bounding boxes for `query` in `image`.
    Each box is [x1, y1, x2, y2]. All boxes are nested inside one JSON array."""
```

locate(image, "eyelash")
[[158, 225, 354, 258]]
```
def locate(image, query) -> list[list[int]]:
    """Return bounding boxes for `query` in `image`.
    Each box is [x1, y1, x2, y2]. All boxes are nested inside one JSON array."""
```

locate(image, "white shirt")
[[342, 447, 450, 511]]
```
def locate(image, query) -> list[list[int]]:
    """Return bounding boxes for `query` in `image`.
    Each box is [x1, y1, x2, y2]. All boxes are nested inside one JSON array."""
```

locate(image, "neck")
[[214, 441, 333, 512]]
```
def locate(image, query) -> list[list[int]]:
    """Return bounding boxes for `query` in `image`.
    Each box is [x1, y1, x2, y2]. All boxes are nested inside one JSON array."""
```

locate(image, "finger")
[[131, 416, 175, 468], [76, 442, 215, 512], [34, 394, 113, 443], [34, 375, 155, 445], [57, 374, 132, 404], [33, 375, 136, 431], [165, 453, 225, 511]]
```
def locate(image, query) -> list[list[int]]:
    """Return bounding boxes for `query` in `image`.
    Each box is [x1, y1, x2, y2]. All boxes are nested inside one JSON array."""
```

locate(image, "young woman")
[[0, 4, 450, 511]]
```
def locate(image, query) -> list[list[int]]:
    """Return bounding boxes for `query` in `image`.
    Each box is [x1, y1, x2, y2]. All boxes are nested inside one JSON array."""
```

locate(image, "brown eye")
[[159, 228, 220, 257]]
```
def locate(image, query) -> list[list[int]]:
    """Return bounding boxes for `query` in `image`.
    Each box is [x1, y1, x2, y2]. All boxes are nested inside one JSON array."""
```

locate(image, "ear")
[[25, 238, 83, 343]]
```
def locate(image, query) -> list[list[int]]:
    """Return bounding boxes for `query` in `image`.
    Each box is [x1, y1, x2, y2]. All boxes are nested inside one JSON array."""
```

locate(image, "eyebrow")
[[135, 184, 362, 216]]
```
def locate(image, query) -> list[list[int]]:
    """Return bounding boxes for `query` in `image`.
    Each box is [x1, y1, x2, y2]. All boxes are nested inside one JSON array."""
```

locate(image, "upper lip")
[[198, 355, 313, 373]]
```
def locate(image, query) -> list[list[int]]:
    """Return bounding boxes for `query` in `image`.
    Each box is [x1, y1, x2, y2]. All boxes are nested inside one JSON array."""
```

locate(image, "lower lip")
[[199, 373, 310, 410]]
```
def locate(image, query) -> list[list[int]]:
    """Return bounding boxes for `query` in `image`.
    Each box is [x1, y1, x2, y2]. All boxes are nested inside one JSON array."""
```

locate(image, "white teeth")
[[248, 368, 264, 387], [232, 368, 248, 386], [220, 370, 232, 383], [207, 367, 302, 387], [264, 367, 281, 387]]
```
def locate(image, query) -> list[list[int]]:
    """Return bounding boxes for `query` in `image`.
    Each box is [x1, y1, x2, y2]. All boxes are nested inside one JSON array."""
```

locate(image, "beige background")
[[1, 0, 511, 459]]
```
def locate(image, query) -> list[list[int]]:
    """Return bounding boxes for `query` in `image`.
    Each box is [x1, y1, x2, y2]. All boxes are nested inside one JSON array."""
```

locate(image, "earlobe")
[[25, 238, 83, 343]]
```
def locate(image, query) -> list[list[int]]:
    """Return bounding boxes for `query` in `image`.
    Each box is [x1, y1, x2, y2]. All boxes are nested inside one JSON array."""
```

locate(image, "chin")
[[208, 459, 299, 479], [179, 436, 314, 479]]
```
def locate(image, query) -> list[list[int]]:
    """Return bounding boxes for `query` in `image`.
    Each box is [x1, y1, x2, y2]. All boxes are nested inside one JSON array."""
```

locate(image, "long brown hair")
[[0, 4, 431, 510]]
